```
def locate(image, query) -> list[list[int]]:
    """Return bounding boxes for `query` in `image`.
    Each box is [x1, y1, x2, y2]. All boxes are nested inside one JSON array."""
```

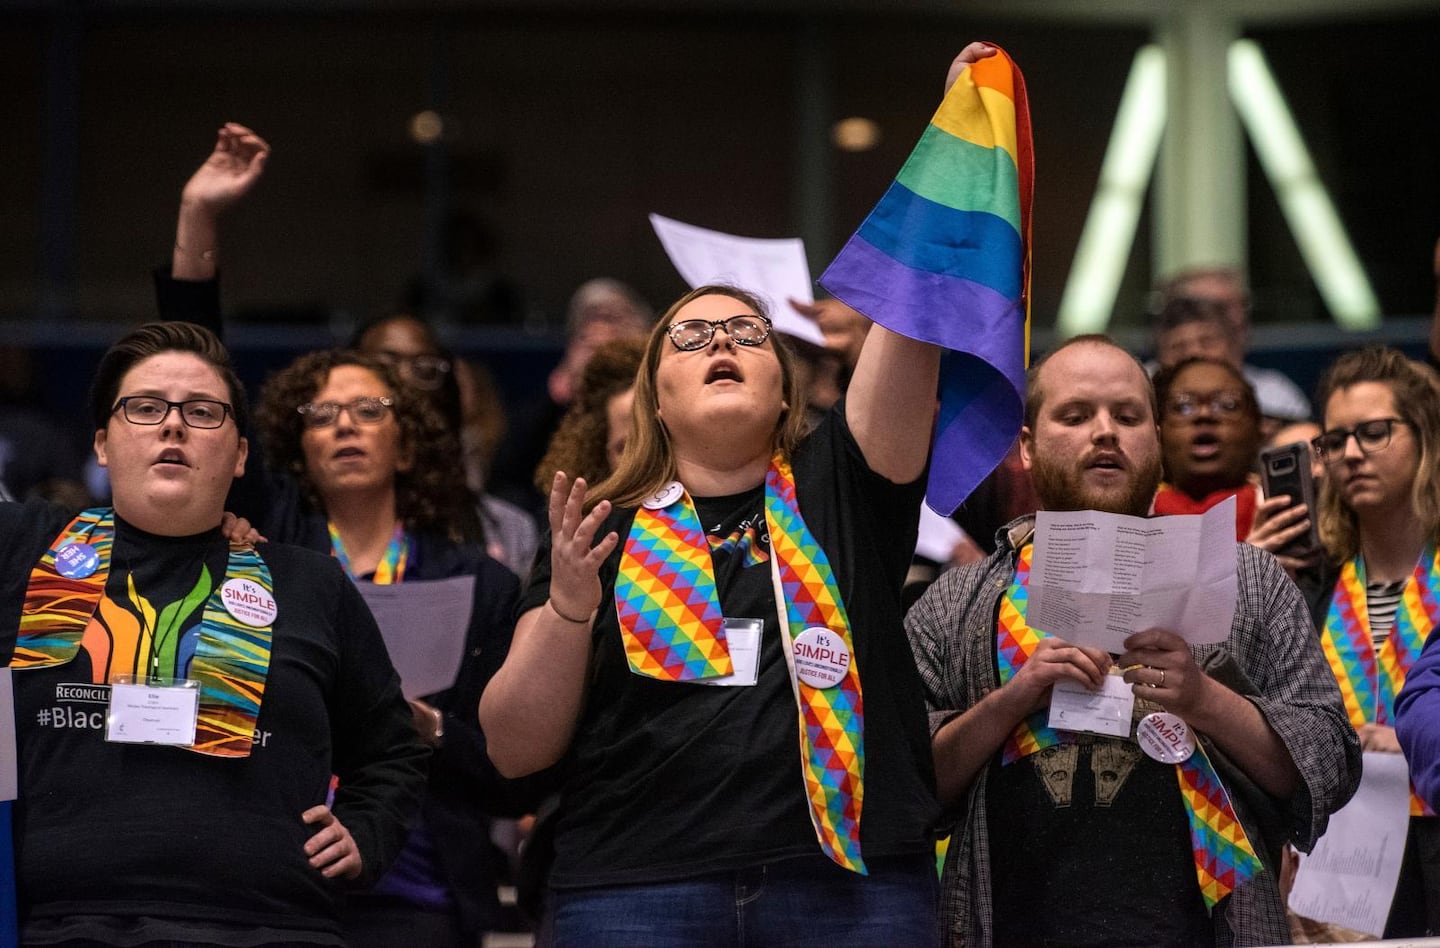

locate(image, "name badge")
[[698, 618, 762, 687], [1047, 670, 1135, 738], [105, 676, 200, 747]]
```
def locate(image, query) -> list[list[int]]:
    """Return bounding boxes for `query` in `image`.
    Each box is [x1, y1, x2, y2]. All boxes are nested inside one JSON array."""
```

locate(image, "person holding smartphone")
[[1298, 346, 1440, 938]]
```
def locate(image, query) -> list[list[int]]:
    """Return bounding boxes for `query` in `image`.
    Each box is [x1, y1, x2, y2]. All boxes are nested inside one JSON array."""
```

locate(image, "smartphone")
[[1259, 442, 1321, 558]]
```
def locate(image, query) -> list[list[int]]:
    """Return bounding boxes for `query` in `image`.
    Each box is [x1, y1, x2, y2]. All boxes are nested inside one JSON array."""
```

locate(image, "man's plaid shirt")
[[906, 516, 1362, 947]]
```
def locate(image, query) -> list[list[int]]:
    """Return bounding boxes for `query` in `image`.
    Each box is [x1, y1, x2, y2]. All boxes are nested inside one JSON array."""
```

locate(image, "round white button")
[[220, 578, 278, 628], [1136, 711, 1195, 764], [642, 481, 686, 510], [792, 626, 852, 689]]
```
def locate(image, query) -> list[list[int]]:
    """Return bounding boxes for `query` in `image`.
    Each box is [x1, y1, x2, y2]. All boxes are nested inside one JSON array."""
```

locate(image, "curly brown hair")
[[533, 337, 646, 495], [256, 349, 480, 542]]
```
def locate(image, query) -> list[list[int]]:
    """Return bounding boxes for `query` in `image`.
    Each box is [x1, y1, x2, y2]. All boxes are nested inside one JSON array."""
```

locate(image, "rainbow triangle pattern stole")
[[616, 492, 731, 680], [997, 543, 1263, 908], [615, 454, 866, 873], [11, 508, 275, 758], [1322, 548, 1440, 815], [766, 454, 866, 874]]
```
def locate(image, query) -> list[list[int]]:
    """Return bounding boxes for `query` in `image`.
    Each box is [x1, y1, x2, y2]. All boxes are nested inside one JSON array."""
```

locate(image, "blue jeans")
[[550, 853, 939, 947]]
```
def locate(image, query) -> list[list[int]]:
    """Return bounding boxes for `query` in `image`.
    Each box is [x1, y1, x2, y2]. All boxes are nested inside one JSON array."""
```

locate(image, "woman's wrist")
[[548, 598, 593, 624]]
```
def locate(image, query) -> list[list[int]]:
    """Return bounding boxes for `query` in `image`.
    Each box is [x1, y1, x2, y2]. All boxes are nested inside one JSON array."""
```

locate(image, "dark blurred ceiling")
[[10, 0, 1440, 20]]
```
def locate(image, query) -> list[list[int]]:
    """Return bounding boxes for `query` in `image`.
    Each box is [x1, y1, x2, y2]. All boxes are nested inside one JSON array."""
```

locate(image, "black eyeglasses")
[[1165, 391, 1249, 419], [666, 314, 772, 352], [297, 396, 395, 429], [113, 396, 233, 429], [1312, 418, 1409, 464], [371, 351, 451, 390]]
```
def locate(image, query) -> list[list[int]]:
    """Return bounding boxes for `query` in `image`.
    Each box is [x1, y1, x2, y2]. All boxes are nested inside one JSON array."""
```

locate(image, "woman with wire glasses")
[[1297, 346, 1440, 938], [481, 282, 945, 946], [254, 348, 538, 948], [0, 322, 427, 945], [1150, 356, 1265, 539]]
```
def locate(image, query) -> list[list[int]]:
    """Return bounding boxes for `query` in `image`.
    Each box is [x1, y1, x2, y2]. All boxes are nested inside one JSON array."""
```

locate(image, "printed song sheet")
[[1026, 497, 1237, 653], [1289, 750, 1411, 936], [359, 576, 475, 699], [650, 214, 825, 347]]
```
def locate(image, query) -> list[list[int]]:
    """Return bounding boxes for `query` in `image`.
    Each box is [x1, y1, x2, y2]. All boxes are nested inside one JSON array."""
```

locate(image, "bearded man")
[[906, 335, 1360, 947]]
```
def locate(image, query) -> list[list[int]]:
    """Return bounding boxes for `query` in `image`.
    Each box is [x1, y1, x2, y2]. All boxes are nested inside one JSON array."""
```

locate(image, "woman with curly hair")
[[1299, 346, 1440, 938], [255, 348, 479, 554], [533, 337, 646, 496], [251, 348, 532, 948]]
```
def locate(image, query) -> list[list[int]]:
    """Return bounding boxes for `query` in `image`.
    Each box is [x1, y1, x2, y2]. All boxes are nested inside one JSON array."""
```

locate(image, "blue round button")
[[55, 542, 100, 580]]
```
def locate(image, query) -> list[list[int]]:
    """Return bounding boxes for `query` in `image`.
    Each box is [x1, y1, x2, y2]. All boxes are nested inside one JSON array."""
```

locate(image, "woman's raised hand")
[[181, 122, 270, 217], [546, 472, 619, 623], [944, 42, 998, 95]]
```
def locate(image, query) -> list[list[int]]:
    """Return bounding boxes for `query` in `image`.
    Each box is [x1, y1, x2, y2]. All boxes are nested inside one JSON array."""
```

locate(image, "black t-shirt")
[[517, 409, 939, 887], [987, 734, 1214, 948], [0, 501, 427, 943]]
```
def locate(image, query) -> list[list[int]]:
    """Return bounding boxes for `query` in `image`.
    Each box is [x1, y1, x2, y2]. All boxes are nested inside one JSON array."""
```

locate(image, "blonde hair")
[[592, 284, 808, 509], [1315, 346, 1440, 560]]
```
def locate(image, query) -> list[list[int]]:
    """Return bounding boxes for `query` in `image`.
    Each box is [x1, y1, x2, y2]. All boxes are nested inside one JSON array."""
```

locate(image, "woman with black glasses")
[[0, 322, 427, 945], [481, 279, 946, 945], [252, 348, 536, 948], [1298, 345, 1440, 938]]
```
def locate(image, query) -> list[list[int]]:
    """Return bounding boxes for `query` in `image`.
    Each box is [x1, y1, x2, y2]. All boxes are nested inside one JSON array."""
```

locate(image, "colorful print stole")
[[996, 544, 1262, 908], [615, 454, 867, 873], [1322, 548, 1439, 816], [328, 520, 409, 584], [12, 508, 275, 758], [616, 494, 731, 680]]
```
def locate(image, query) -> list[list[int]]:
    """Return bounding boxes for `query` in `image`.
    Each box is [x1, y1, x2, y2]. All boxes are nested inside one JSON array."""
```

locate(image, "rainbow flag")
[[820, 45, 1032, 515]]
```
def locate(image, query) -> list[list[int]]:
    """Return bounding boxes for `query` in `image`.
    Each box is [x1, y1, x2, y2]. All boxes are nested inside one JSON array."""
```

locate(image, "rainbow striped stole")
[[613, 455, 866, 872], [996, 542, 1262, 908], [13, 508, 112, 667], [1322, 549, 1439, 815], [996, 544, 1067, 763], [766, 454, 866, 874], [820, 45, 1032, 515], [187, 547, 274, 757], [1176, 747, 1264, 907], [328, 520, 409, 585], [12, 508, 274, 758], [616, 493, 731, 680]]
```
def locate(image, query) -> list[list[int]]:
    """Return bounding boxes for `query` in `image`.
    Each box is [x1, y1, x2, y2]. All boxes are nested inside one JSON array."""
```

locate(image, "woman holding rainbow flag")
[[482, 40, 1030, 945]]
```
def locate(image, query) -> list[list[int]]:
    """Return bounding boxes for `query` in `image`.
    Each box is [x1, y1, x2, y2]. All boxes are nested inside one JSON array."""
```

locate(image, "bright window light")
[[1057, 45, 1167, 337], [1227, 40, 1380, 329]]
